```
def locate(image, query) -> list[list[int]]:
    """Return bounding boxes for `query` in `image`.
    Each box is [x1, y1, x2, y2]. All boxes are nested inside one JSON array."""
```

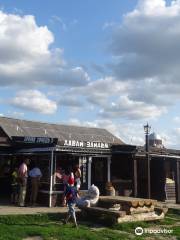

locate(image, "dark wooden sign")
[[12, 136, 58, 145]]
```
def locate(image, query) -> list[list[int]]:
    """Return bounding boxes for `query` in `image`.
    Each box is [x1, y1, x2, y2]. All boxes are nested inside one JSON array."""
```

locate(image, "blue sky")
[[0, 0, 180, 148]]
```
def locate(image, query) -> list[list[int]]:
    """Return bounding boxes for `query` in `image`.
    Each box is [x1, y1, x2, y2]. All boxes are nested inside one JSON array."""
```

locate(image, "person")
[[18, 158, 30, 207], [54, 167, 69, 206], [29, 163, 42, 206], [10, 167, 19, 204], [74, 164, 81, 191], [63, 173, 78, 228], [105, 182, 115, 196]]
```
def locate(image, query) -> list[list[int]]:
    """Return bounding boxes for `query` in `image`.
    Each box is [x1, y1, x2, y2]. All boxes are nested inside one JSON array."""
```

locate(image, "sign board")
[[12, 136, 58, 145], [64, 140, 109, 149]]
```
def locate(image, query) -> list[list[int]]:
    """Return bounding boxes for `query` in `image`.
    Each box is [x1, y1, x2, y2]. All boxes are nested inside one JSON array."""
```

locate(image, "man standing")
[[18, 158, 30, 207], [29, 163, 42, 206]]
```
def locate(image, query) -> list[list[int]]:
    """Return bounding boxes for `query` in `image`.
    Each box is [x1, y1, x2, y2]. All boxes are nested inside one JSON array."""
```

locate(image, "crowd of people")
[[10, 159, 101, 228], [10, 159, 82, 214], [10, 158, 42, 207]]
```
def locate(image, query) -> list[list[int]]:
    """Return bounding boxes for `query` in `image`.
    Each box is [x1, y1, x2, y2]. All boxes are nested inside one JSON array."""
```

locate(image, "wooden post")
[[107, 157, 111, 182], [133, 157, 138, 197], [147, 154, 151, 199], [175, 160, 180, 204], [88, 156, 92, 189], [49, 150, 54, 207]]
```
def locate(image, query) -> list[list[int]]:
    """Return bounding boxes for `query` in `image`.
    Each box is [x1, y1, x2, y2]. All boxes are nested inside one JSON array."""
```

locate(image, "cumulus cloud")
[[99, 95, 166, 120], [111, 0, 180, 82], [61, 76, 166, 120], [0, 11, 89, 87], [44, 0, 180, 122], [10, 90, 57, 114], [90, 0, 180, 120], [59, 95, 84, 108], [66, 118, 180, 149], [65, 118, 145, 146]]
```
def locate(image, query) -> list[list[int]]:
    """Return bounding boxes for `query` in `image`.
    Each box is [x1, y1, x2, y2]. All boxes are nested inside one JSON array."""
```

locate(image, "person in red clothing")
[[63, 173, 78, 228]]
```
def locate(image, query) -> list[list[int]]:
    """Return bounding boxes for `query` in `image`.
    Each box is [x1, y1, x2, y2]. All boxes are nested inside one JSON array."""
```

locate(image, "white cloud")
[[7, 111, 25, 118], [65, 118, 145, 146], [99, 95, 166, 120], [162, 128, 180, 149], [0, 11, 89, 87], [93, 0, 180, 120], [10, 90, 57, 114], [173, 116, 180, 123], [137, 0, 166, 14], [65, 117, 180, 149], [50, 15, 67, 31], [46, 0, 180, 122], [62, 76, 167, 120], [110, 0, 180, 82]]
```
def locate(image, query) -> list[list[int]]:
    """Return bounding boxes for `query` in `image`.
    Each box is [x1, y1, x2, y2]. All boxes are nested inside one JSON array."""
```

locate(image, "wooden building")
[[112, 145, 180, 204], [0, 116, 122, 206], [0, 116, 179, 206]]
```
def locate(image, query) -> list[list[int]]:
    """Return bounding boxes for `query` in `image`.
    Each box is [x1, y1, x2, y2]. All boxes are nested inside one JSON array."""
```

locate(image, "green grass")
[[0, 209, 179, 240]]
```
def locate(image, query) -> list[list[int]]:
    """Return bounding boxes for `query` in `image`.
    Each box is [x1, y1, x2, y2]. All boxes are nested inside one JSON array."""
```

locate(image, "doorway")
[[91, 157, 107, 195]]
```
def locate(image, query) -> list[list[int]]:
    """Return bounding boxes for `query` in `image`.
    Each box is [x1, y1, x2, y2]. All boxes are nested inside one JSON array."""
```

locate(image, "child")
[[11, 167, 19, 204], [63, 173, 78, 228]]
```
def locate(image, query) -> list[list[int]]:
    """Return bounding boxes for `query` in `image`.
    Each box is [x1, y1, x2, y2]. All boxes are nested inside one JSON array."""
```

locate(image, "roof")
[[136, 146, 180, 158], [149, 132, 162, 140], [0, 116, 124, 145]]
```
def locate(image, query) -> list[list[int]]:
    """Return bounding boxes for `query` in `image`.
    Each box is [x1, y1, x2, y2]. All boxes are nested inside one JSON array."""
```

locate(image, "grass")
[[0, 209, 179, 240]]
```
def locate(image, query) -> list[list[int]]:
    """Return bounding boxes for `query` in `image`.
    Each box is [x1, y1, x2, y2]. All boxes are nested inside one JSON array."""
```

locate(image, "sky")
[[0, 0, 180, 149]]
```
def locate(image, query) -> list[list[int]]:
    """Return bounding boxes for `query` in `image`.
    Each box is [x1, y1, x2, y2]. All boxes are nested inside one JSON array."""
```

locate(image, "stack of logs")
[[81, 196, 168, 223]]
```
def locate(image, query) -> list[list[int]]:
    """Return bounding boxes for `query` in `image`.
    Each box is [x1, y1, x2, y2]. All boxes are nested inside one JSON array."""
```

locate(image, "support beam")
[[88, 156, 92, 189], [175, 160, 180, 204], [147, 154, 151, 199], [107, 157, 111, 182], [78, 156, 81, 166], [133, 158, 138, 197], [49, 150, 54, 207]]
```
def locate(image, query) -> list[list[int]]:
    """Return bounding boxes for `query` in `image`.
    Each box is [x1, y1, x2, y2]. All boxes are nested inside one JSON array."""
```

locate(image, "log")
[[130, 205, 155, 214], [120, 204, 154, 214], [138, 200, 145, 207], [81, 207, 165, 223], [99, 196, 157, 208], [82, 206, 126, 218], [99, 196, 139, 207], [117, 211, 165, 223]]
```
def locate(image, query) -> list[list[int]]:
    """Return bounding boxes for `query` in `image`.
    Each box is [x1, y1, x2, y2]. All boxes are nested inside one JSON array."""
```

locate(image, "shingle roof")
[[0, 116, 124, 145]]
